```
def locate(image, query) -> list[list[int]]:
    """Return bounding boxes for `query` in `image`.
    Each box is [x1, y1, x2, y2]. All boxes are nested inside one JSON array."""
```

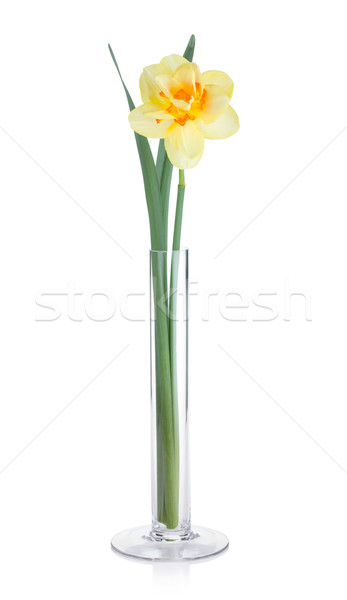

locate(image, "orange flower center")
[[159, 84, 207, 126], [174, 88, 191, 104]]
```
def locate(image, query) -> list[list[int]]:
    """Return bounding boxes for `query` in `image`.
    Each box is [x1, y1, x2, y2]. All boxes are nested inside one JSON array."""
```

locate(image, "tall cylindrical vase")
[[150, 248, 190, 541], [111, 249, 229, 561]]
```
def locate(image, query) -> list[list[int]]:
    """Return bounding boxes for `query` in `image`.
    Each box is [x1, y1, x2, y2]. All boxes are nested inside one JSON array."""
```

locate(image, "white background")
[[1, 0, 347, 597]]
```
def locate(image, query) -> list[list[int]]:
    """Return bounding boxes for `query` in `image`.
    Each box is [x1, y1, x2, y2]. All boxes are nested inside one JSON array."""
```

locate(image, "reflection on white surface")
[[152, 562, 191, 591]]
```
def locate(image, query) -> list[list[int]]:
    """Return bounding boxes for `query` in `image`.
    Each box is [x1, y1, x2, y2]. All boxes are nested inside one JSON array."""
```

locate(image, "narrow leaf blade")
[[108, 44, 164, 249]]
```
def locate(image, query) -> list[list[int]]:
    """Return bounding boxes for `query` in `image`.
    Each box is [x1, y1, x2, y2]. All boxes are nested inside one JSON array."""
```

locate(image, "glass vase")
[[111, 249, 229, 560]]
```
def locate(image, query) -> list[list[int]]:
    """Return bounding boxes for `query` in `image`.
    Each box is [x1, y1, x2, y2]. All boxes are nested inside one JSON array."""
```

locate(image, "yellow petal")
[[201, 70, 234, 99], [173, 62, 202, 97], [160, 54, 189, 74], [199, 85, 230, 124], [153, 73, 177, 100], [196, 105, 240, 139], [165, 121, 204, 169], [140, 63, 171, 103], [156, 63, 202, 106], [128, 103, 174, 139], [171, 98, 191, 111]]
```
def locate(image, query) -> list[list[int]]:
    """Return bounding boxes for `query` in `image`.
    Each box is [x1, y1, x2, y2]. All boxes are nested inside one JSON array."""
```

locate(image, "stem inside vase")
[[150, 248, 189, 536]]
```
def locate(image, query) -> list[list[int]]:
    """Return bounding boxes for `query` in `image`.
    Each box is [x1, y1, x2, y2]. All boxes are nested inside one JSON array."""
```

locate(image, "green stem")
[[153, 171, 185, 529], [172, 171, 185, 250], [152, 253, 179, 528], [168, 170, 185, 521]]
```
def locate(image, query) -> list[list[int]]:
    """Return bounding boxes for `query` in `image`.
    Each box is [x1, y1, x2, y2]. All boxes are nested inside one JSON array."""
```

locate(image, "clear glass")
[[150, 248, 190, 541], [111, 249, 229, 561]]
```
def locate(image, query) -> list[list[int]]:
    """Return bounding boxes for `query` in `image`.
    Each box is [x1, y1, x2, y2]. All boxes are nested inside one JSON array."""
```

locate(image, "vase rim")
[[150, 246, 188, 254]]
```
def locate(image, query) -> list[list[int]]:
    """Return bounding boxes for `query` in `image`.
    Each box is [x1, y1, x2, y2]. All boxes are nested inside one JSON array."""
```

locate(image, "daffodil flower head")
[[128, 54, 239, 170]]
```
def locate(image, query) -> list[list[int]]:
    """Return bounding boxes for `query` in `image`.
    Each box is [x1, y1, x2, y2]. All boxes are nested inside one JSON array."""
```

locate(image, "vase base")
[[111, 525, 229, 562]]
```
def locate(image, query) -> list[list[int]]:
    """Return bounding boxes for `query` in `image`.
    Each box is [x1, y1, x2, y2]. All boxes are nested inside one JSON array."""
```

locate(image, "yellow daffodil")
[[128, 54, 239, 169], [109, 36, 242, 538]]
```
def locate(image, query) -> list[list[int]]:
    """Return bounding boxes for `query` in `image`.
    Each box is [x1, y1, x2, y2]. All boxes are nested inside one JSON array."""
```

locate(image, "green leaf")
[[108, 44, 164, 249], [108, 44, 136, 112], [183, 33, 196, 62], [155, 35, 196, 249]]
